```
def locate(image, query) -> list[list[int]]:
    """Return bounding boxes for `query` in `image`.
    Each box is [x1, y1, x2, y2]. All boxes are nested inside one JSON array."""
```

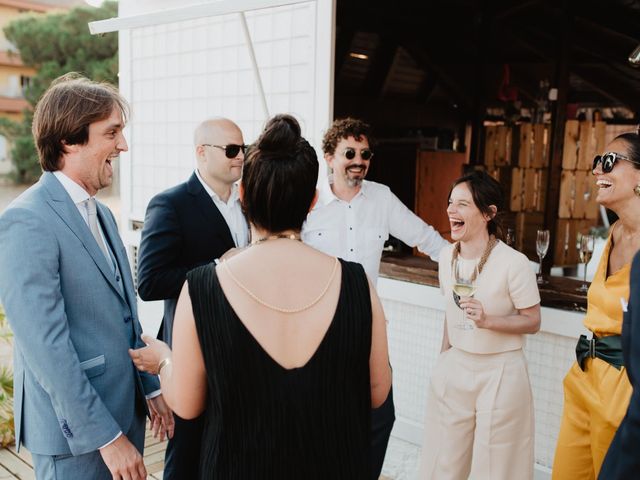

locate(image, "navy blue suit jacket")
[[599, 250, 640, 479], [137, 173, 236, 346]]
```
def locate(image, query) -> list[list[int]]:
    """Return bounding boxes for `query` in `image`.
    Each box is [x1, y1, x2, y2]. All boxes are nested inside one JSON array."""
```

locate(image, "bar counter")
[[380, 254, 588, 311]]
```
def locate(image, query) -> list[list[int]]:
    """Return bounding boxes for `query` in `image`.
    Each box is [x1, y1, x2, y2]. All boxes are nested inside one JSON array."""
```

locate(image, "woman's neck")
[[250, 226, 301, 244], [615, 203, 640, 239], [459, 231, 491, 259]]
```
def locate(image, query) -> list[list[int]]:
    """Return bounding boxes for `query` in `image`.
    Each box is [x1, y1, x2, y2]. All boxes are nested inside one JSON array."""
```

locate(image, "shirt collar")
[[318, 174, 368, 206], [53, 171, 91, 205], [195, 168, 240, 204]]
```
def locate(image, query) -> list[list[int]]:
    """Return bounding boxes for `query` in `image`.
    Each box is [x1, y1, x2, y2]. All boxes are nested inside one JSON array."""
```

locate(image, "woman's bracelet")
[[158, 357, 172, 375]]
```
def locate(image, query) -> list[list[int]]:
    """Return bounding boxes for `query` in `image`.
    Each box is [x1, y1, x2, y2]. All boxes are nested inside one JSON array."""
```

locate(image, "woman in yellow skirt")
[[552, 130, 640, 479]]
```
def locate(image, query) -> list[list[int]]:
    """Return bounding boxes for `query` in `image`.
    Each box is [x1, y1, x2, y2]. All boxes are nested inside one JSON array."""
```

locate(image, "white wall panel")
[[117, 0, 334, 336], [122, 2, 328, 220]]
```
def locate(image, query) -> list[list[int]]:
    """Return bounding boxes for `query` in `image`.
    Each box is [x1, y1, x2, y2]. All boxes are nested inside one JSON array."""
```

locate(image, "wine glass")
[[536, 229, 550, 285], [577, 234, 595, 292], [452, 258, 479, 330]]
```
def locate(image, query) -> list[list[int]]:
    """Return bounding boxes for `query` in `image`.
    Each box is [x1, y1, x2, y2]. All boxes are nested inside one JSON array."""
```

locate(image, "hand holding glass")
[[452, 259, 478, 330], [577, 234, 595, 292], [536, 229, 550, 285]]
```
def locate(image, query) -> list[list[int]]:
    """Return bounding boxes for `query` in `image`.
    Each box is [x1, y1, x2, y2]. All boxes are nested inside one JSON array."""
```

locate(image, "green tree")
[[0, 1, 118, 183]]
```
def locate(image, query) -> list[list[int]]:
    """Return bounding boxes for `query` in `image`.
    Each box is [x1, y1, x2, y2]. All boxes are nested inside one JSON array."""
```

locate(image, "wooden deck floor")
[[0, 429, 391, 479], [0, 427, 168, 479]]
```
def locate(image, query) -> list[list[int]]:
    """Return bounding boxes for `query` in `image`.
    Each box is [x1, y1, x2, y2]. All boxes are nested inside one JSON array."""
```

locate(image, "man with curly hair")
[[302, 117, 448, 478], [303, 117, 447, 282]]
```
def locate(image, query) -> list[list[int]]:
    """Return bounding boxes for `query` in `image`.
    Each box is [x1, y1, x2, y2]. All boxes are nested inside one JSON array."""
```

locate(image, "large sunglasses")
[[343, 147, 373, 161], [592, 152, 633, 173], [201, 144, 247, 158]]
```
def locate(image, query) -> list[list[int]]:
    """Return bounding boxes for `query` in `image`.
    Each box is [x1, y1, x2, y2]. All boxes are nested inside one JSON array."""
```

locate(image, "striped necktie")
[[85, 197, 111, 266]]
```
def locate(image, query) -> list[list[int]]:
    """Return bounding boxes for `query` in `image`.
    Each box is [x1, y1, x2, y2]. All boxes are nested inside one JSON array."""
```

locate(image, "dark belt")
[[575, 334, 623, 371]]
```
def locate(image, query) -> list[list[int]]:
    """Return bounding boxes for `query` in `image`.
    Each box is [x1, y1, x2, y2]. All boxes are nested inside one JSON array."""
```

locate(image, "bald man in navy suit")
[[137, 118, 249, 479]]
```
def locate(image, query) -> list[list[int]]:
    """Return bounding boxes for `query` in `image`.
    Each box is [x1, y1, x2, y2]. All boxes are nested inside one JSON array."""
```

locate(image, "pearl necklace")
[[224, 233, 339, 313], [223, 257, 339, 313], [251, 232, 301, 245]]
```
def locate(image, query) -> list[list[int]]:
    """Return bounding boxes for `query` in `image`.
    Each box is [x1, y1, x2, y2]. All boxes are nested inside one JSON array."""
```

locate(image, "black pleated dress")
[[187, 258, 372, 480]]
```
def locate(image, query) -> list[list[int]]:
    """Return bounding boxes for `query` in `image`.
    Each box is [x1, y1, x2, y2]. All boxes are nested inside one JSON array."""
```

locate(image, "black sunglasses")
[[201, 144, 247, 158], [592, 152, 632, 173], [343, 147, 373, 161]]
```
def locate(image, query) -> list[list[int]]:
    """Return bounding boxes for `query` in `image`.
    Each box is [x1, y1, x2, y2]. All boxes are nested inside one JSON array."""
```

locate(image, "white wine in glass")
[[577, 234, 595, 292], [452, 283, 477, 297], [536, 229, 550, 284], [452, 258, 478, 330], [579, 246, 593, 264]]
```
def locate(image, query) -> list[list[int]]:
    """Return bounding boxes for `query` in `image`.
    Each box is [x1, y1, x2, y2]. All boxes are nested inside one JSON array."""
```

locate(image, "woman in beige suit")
[[419, 170, 541, 479]]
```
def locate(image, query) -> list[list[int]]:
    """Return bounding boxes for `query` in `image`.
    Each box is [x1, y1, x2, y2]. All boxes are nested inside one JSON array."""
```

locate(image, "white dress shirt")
[[53, 171, 161, 449], [53, 171, 109, 248], [302, 176, 449, 284], [195, 169, 249, 248]]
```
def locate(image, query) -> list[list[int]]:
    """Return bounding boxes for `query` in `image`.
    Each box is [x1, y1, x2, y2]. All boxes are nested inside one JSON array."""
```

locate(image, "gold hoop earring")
[[635, 184, 640, 197]]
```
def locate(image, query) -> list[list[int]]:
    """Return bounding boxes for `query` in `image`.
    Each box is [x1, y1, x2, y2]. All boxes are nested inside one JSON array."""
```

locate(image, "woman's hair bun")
[[256, 114, 301, 153]]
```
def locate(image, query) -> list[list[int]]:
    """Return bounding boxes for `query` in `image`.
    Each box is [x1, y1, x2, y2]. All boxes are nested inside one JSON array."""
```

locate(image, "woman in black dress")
[[130, 114, 391, 479]]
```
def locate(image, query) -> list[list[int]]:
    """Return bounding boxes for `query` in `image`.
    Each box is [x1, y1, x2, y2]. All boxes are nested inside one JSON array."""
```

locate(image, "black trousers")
[[371, 387, 395, 479], [163, 413, 205, 480]]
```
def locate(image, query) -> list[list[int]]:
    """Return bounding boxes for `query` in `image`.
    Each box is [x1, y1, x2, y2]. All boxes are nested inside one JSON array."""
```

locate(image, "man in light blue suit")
[[0, 74, 174, 479]]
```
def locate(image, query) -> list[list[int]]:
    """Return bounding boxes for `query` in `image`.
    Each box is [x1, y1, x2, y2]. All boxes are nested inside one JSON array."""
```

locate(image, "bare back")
[[216, 240, 342, 370]]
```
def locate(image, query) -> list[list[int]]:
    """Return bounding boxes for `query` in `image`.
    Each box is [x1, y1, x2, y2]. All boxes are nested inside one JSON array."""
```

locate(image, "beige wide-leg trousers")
[[418, 348, 534, 480]]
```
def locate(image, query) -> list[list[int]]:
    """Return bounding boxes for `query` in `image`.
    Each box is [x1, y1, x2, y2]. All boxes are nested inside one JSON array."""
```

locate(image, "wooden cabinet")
[[415, 150, 467, 241]]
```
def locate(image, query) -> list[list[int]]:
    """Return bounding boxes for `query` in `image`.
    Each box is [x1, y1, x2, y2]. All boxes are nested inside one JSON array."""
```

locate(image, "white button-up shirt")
[[53, 171, 110, 246], [302, 176, 449, 284], [195, 169, 249, 248]]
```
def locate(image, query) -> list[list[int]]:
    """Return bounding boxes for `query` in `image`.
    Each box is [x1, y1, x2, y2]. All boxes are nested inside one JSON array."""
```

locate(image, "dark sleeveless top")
[[187, 258, 372, 480]]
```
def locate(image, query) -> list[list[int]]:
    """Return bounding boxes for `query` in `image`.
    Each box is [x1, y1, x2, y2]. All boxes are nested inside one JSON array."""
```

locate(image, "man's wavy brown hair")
[[32, 72, 129, 172], [321, 117, 374, 155]]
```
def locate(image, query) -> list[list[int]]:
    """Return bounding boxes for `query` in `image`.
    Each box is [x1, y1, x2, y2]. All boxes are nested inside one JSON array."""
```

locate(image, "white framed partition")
[[91, 0, 336, 333]]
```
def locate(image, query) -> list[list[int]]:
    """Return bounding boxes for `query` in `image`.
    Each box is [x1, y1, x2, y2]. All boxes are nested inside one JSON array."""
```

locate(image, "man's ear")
[[324, 152, 334, 171], [195, 144, 205, 160], [61, 139, 77, 154]]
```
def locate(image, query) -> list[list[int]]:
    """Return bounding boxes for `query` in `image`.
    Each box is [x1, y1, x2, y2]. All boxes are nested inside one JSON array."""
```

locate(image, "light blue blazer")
[[0, 172, 159, 456]]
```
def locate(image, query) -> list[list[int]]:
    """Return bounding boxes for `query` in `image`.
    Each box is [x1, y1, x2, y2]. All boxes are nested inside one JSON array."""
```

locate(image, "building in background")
[[0, 0, 81, 176]]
